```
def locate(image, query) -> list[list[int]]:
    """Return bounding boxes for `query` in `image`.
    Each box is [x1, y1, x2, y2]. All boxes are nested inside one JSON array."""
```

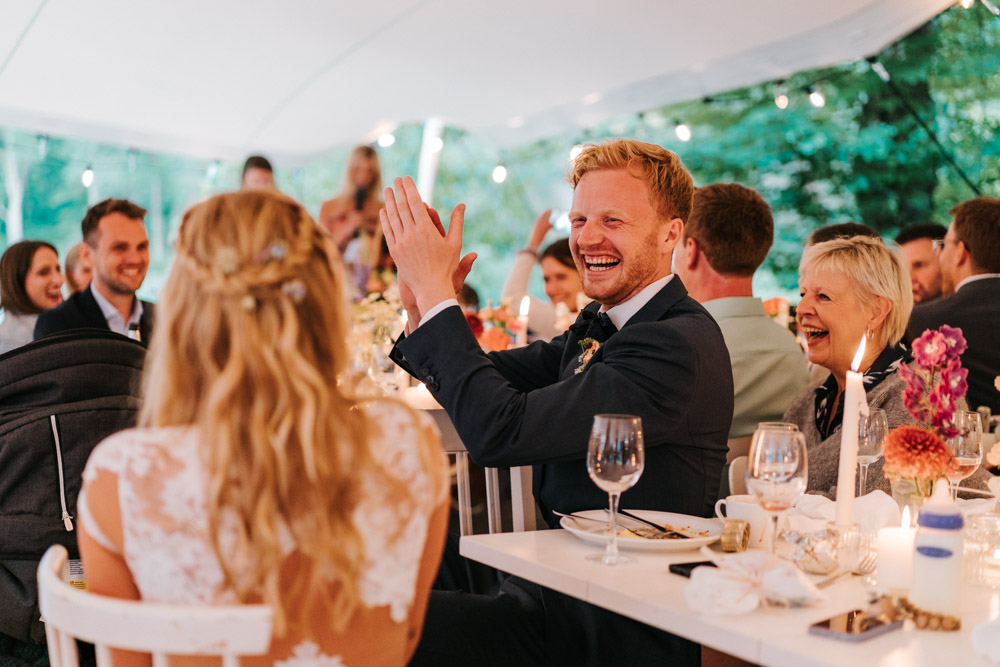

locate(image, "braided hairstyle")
[[140, 191, 413, 634]]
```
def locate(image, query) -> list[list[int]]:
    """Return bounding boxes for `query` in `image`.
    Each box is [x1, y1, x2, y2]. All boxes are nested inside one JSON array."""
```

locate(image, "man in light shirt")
[[35, 199, 155, 344], [908, 198, 1000, 412], [385, 139, 732, 667], [673, 183, 809, 459]]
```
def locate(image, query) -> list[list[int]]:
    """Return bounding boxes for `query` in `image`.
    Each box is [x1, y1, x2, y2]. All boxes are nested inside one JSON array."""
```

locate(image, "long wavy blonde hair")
[[140, 191, 409, 634]]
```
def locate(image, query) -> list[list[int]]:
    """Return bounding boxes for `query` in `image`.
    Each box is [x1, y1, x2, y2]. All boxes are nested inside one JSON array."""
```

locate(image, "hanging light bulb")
[[492, 165, 508, 183], [774, 81, 789, 109], [869, 60, 890, 83], [674, 120, 692, 142], [377, 132, 396, 147], [206, 160, 219, 181], [960, 0, 975, 9], [81, 165, 95, 188], [37, 135, 48, 158], [569, 144, 584, 161], [429, 136, 444, 153], [807, 85, 826, 108]]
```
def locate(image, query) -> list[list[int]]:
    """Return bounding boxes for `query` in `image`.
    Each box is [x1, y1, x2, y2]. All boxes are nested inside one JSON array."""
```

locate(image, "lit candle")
[[876, 507, 915, 594], [402, 383, 441, 410], [516, 296, 530, 347], [835, 337, 870, 526]]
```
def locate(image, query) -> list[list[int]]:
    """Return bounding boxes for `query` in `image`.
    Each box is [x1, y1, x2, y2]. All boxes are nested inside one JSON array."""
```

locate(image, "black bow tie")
[[568, 309, 618, 343]]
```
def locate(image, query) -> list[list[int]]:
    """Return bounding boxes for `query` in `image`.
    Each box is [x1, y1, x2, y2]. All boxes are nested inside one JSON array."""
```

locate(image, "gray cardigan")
[[783, 371, 913, 499]]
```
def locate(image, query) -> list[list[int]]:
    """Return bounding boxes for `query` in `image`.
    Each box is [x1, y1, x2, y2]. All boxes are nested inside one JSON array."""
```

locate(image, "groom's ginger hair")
[[567, 139, 694, 223]]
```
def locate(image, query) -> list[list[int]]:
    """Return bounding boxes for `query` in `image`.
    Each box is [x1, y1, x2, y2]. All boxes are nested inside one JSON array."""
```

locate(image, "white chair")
[[728, 455, 748, 496], [38, 545, 273, 667], [426, 410, 537, 534]]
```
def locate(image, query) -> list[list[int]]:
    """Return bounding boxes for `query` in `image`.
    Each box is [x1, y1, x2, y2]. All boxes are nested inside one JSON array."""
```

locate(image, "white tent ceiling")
[[0, 0, 953, 165]]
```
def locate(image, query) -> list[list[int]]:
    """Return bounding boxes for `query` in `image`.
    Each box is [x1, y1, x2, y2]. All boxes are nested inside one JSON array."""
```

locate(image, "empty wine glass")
[[857, 408, 888, 496], [745, 426, 808, 554], [947, 410, 983, 500], [586, 414, 644, 566]]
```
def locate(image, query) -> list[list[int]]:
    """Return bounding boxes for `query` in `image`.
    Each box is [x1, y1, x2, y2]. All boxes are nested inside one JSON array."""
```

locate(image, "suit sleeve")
[[396, 305, 704, 467]]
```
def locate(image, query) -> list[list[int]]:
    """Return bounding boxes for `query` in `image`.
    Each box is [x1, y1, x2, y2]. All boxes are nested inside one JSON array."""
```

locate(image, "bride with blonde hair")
[[77, 191, 448, 665]]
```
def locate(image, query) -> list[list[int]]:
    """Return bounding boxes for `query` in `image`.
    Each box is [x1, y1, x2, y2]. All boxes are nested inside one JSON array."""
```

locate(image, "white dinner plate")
[[559, 509, 721, 552]]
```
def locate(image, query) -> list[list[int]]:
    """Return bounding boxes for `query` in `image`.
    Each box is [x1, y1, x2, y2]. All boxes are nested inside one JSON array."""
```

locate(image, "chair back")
[[728, 456, 748, 496], [38, 545, 273, 667]]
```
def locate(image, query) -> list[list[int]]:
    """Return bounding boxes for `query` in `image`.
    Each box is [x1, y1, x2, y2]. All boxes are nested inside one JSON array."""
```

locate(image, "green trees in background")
[[1, 4, 998, 305]]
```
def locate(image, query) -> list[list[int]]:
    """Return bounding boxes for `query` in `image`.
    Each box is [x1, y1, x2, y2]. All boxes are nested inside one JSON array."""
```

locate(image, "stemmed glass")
[[745, 425, 808, 554], [947, 410, 983, 500], [586, 414, 645, 566], [857, 408, 888, 496]]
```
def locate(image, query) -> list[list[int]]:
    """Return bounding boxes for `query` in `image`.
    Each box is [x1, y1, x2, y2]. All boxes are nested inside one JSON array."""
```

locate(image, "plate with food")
[[559, 509, 721, 552]]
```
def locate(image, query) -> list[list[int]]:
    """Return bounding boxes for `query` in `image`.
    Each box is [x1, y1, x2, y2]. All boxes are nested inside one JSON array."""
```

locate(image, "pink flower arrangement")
[[473, 299, 524, 352], [898, 325, 968, 439]]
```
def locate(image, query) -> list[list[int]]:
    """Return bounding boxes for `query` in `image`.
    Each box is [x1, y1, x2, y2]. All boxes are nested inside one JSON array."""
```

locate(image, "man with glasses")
[[895, 223, 948, 304], [908, 198, 1000, 413]]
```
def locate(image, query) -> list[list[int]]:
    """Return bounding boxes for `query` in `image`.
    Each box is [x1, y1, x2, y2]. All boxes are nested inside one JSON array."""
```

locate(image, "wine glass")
[[857, 408, 888, 496], [947, 410, 983, 500], [586, 414, 645, 566], [745, 426, 808, 555]]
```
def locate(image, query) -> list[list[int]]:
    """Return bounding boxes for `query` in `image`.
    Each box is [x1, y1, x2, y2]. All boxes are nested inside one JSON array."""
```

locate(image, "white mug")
[[715, 494, 772, 549]]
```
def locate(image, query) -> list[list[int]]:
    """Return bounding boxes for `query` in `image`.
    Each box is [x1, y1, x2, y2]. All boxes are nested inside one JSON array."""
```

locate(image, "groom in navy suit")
[[385, 139, 733, 666]]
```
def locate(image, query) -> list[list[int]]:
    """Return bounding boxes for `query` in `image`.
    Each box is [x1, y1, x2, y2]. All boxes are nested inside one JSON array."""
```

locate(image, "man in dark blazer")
[[35, 199, 155, 345], [385, 140, 733, 666], [908, 197, 1000, 413]]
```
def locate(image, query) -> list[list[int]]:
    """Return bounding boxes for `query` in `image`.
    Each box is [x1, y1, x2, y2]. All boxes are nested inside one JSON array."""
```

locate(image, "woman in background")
[[784, 236, 912, 498], [0, 240, 63, 354], [63, 241, 92, 294], [77, 191, 448, 665], [501, 210, 585, 342]]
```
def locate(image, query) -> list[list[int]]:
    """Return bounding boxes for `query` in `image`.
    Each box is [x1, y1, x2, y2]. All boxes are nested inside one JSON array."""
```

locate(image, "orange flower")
[[883, 425, 957, 481], [479, 327, 512, 352]]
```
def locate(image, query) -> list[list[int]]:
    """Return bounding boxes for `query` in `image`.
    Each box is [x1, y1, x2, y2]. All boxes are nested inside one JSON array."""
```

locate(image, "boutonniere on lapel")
[[575, 337, 602, 374]]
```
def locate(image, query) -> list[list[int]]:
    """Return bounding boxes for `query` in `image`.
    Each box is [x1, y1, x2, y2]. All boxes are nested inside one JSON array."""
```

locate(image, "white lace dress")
[[77, 401, 448, 667]]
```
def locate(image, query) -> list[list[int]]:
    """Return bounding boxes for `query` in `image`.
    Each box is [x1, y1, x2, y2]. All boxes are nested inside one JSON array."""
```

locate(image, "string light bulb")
[[569, 144, 584, 161], [492, 165, 507, 183], [37, 134, 48, 158], [869, 60, 890, 83], [674, 120, 692, 142], [807, 85, 826, 108], [774, 81, 789, 110], [81, 165, 95, 188], [960, 0, 975, 8], [429, 136, 444, 153], [377, 132, 396, 147]]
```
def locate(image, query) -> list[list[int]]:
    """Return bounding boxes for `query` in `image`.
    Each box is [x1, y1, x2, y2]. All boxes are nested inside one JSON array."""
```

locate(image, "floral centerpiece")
[[471, 299, 524, 352], [883, 326, 967, 510], [350, 287, 404, 385]]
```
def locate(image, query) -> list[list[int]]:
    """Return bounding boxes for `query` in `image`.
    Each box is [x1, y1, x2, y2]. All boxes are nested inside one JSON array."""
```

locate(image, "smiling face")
[[24, 246, 64, 310], [91, 212, 149, 297], [797, 268, 875, 378], [569, 169, 678, 307], [540, 256, 583, 309], [900, 238, 942, 303]]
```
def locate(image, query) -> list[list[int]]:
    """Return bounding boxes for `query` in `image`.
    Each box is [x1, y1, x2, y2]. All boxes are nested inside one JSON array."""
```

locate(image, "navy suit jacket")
[[34, 285, 156, 346], [908, 276, 1000, 413], [393, 276, 734, 526]]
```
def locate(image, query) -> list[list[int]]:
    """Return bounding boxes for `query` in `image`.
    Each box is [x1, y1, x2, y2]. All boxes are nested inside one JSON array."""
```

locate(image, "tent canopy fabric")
[[0, 0, 952, 164]]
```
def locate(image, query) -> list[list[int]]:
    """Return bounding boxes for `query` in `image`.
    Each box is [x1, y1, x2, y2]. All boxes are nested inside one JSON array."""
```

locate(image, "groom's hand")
[[381, 176, 477, 316]]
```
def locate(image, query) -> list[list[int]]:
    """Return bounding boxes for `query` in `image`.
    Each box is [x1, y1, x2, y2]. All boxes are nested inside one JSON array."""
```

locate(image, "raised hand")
[[380, 176, 477, 318]]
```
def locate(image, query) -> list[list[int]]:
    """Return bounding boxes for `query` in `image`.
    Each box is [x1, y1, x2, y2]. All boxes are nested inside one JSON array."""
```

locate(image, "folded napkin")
[[788, 491, 899, 533], [972, 616, 1000, 663], [684, 547, 824, 615]]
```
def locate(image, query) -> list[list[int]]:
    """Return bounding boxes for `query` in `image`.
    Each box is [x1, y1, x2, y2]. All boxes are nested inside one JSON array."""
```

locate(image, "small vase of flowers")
[[883, 326, 968, 517]]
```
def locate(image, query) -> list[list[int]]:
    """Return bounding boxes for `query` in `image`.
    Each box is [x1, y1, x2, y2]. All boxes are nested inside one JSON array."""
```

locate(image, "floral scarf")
[[813, 342, 911, 440]]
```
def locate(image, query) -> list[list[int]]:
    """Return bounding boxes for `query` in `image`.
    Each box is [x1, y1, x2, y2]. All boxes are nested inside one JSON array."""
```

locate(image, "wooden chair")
[[37, 545, 273, 667]]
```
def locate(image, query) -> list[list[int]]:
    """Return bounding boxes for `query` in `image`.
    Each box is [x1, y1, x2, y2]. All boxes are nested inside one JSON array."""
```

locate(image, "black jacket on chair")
[[34, 284, 156, 345], [393, 276, 734, 524]]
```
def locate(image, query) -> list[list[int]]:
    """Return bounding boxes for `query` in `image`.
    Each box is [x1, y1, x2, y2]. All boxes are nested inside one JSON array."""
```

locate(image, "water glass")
[[857, 408, 888, 495], [965, 514, 1000, 587], [948, 410, 983, 499], [586, 414, 644, 566], [745, 425, 808, 554]]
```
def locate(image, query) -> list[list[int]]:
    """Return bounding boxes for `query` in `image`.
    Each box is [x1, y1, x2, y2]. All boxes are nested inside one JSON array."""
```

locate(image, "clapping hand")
[[381, 177, 477, 326]]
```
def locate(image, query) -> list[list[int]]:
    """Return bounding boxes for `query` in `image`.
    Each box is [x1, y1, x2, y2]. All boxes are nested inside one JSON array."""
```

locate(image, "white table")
[[460, 529, 1000, 667]]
